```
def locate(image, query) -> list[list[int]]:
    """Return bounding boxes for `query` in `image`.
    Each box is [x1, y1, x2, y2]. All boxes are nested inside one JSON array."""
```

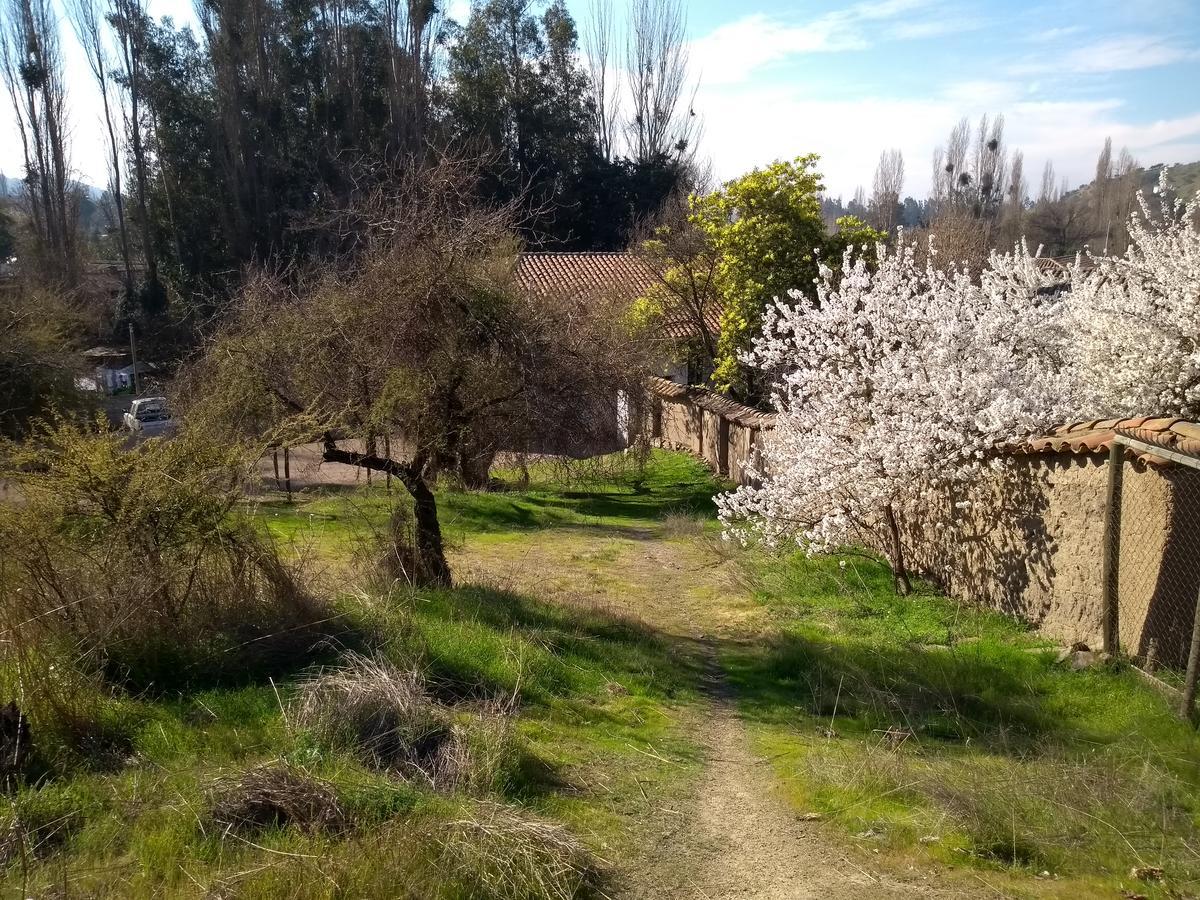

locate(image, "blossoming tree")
[[717, 240, 1078, 593], [1072, 175, 1200, 417]]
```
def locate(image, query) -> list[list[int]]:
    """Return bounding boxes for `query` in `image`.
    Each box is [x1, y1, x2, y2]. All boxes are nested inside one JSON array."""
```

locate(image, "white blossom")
[[719, 176, 1200, 590], [717, 238, 1078, 587], [1071, 171, 1200, 418]]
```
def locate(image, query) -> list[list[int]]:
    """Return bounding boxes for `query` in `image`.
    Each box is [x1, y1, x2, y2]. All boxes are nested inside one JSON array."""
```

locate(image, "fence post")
[[284, 446, 293, 503], [1182, 586, 1200, 722], [1100, 441, 1124, 655]]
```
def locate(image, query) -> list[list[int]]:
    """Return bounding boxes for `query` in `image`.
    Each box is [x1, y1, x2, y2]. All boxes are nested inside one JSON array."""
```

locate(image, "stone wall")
[[908, 453, 1200, 666]]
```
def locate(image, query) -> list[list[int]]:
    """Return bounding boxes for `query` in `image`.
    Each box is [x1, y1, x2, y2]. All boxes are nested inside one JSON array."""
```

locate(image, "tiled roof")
[[1014, 417, 1200, 467], [646, 375, 776, 428], [515, 252, 720, 343]]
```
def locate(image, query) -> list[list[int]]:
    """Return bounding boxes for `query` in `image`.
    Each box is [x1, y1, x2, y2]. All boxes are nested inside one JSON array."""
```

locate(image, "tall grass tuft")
[[294, 654, 517, 792], [434, 802, 600, 900]]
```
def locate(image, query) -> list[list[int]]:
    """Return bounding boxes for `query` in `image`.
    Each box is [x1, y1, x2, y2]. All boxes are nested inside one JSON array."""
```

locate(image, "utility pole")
[[128, 322, 142, 396]]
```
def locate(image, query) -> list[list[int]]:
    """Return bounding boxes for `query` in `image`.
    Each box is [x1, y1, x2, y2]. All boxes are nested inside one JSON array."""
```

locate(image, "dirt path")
[[456, 528, 966, 899]]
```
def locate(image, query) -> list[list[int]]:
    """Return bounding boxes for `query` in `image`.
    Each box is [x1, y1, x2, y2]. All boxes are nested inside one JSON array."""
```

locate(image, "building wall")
[[907, 454, 1200, 666]]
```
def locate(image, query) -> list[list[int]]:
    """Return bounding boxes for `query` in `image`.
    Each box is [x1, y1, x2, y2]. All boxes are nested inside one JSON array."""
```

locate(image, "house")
[[514, 251, 720, 386], [80, 346, 160, 395]]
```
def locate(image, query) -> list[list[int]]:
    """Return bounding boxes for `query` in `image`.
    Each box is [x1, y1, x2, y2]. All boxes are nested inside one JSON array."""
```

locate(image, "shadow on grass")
[[402, 582, 707, 707], [723, 630, 1063, 748]]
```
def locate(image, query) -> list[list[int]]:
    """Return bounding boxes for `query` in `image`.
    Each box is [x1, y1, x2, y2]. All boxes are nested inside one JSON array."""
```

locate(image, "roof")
[[516, 252, 720, 343], [82, 346, 129, 360], [646, 376, 776, 428], [1014, 417, 1200, 467]]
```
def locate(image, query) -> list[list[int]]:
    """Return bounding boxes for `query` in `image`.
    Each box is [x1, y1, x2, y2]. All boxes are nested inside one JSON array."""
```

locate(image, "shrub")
[[434, 802, 599, 900], [0, 418, 332, 694]]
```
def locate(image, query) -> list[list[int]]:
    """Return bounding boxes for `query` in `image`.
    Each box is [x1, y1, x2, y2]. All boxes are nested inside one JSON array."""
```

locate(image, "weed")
[[434, 802, 600, 900]]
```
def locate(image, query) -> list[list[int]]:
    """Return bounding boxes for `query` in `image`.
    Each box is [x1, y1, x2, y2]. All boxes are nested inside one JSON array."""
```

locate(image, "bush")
[[0, 419, 337, 766], [433, 802, 599, 900], [209, 763, 346, 835]]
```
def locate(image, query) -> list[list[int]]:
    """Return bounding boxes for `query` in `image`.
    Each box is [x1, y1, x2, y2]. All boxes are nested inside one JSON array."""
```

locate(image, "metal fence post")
[[1182, 586, 1200, 722], [1101, 441, 1124, 655]]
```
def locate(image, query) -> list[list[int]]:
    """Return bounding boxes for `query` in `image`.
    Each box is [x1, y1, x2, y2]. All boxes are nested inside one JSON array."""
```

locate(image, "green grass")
[[8, 449, 1200, 898], [0, 453, 715, 898], [255, 451, 721, 556], [725, 551, 1200, 898]]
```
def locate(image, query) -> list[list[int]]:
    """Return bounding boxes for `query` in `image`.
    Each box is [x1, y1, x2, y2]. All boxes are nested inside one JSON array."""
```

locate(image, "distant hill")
[[1139, 160, 1200, 201], [1067, 159, 1200, 208]]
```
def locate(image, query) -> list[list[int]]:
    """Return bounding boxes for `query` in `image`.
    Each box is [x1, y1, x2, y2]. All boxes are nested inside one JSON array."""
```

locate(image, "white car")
[[123, 397, 175, 436]]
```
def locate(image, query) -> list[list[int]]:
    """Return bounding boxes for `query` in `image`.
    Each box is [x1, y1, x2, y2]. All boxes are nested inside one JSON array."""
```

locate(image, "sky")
[[3, 0, 1199, 201]]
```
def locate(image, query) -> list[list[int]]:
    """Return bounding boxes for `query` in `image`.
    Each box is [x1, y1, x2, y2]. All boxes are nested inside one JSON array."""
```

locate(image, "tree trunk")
[[322, 435, 451, 587], [883, 503, 913, 596]]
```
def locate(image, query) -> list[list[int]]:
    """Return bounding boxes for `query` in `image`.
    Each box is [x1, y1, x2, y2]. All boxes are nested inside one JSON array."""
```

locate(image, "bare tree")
[[869, 148, 904, 234], [110, 0, 162, 306], [67, 0, 135, 299], [189, 159, 648, 587], [584, 0, 619, 161], [626, 0, 698, 165], [0, 0, 79, 283]]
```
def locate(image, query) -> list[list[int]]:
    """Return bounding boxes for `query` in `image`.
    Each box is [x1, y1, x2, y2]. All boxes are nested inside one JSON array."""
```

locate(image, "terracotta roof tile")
[[646, 376, 776, 428], [515, 252, 721, 343], [1013, 417, 1200, 467]]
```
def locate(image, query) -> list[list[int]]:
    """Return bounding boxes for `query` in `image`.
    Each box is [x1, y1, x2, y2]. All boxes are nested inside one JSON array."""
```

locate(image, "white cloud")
[[1025, 25, 1086, 44], [695, 79, 1200, 201], [688, 0, 963, 87], [1009, 34, 1198, 76]]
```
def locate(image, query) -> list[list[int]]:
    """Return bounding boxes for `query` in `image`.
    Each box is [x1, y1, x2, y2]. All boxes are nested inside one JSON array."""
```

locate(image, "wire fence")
[[1101, 430, 1200, 722]]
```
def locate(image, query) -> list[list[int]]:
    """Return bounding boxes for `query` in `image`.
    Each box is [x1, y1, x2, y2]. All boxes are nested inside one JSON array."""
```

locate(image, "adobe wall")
[[649, 391, 764, 485], [908, 454, 1200, 666]]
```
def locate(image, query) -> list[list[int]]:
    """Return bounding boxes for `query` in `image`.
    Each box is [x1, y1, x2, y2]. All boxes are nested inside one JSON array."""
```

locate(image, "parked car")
[[123, 397, 175, 437]]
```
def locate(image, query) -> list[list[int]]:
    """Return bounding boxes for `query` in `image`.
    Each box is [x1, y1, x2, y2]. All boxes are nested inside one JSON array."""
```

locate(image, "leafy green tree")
[[687, 156, 881, 398]]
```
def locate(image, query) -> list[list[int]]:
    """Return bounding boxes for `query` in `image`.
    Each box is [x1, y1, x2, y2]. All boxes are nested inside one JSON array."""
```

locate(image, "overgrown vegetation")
[[727, 552, 1200, 897], [0, 446, 708, 897]]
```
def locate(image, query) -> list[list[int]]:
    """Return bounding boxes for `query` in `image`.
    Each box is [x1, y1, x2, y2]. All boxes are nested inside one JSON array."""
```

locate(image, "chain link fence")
[[1101, 430, 1200, 721]]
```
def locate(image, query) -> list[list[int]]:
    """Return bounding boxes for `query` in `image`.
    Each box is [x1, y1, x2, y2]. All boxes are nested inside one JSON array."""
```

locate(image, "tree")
[[626, 0, 696, 166], [869, 149, 903, 235], [686, 156, 881, 399], [67, 0, 136, 302], [1073, 172, 1200, 417], [0, 0, 80, 283], [717, 239, 1077, 593], [1027, 162, 1090, 257], [190, 161, 643, 587]]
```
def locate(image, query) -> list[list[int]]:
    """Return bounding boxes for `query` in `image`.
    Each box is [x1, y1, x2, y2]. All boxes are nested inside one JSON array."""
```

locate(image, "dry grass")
[[209, 763, 347, 835], [661, 509, 708, 538], [294, 654, 515, 792], [435, 802, 600, 900]]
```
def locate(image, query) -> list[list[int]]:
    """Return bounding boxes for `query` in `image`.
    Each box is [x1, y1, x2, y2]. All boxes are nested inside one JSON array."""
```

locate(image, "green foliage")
[[443, 0, 685, 250], [0, 288, 86, 437], [0, 419, 333, 703], [656, 157, 884, 398]]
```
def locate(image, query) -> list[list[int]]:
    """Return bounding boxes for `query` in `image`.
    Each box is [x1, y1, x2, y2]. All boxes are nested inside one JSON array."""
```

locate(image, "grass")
[[725, 550, 1200, 898], [0, 452, 713, 898], [255, 451, 720, 558], [5, 448, 1199, 898]]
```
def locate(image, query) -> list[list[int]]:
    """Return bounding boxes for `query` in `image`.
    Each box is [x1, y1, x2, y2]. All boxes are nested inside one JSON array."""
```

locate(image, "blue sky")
[[3, 0, 1199, 201]]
